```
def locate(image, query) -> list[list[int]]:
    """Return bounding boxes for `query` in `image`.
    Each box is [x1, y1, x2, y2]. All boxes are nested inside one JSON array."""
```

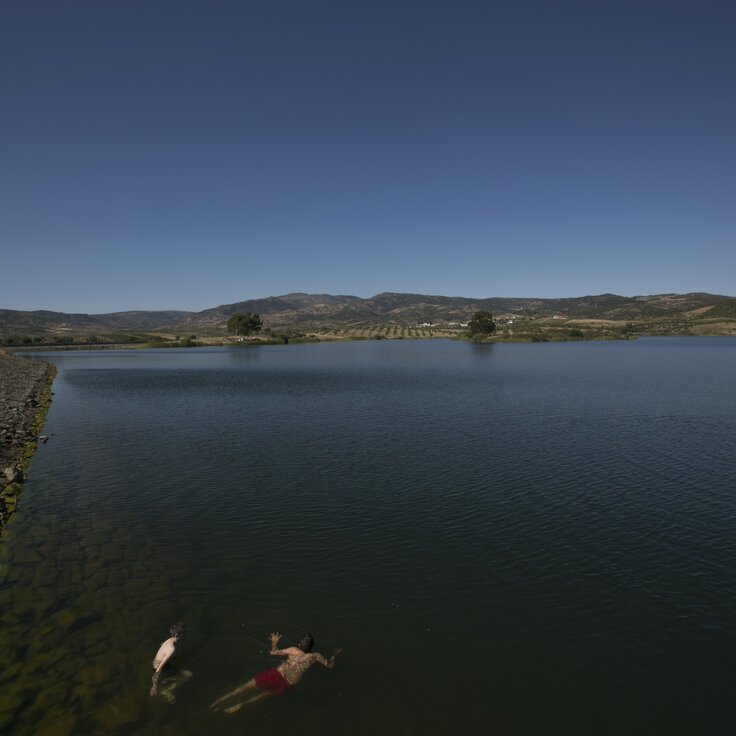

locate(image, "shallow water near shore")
[[1, 338, 735, 735]]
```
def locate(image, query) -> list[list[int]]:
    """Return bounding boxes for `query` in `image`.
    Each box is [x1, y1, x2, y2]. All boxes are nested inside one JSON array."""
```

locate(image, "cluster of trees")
[[2, 335, 45, 345], [226, 312, 263, 337], [468, 311, 496, 337], [1, 334, 152, 347]]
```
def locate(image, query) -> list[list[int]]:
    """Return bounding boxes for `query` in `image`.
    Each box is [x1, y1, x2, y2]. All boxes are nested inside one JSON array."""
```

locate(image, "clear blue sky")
[[2, 0, 734, 313]]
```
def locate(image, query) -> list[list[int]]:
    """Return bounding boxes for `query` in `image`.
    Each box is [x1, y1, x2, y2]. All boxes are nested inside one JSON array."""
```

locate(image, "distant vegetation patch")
[[1, 333, 150, 347], [321, 324, 463, 341], [704, 299, 736, 318]]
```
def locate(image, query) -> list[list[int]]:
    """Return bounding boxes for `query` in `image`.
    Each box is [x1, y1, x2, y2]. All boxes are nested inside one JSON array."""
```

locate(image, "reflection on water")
[[1, 338, 736, 735]]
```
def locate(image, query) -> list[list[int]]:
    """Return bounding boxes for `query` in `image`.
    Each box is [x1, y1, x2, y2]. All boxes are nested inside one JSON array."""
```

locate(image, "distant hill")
[[1, 292, 735, 337], [164, 291, 736, 331], [0, 309, 192, 333]]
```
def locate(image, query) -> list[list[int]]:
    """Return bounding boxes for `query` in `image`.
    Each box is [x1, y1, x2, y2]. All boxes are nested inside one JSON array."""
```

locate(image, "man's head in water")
[[170, 622, 185, 640], [298, 634, 314, 652]]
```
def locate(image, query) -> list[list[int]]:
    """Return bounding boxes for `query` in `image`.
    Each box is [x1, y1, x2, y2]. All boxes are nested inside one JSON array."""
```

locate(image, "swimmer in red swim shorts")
[[210, 631, 341, 714]]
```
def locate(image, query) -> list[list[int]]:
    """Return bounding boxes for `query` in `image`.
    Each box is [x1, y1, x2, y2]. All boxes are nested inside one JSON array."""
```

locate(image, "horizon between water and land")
[[2, 291, 736, 350], [1, 337, 735, 735]]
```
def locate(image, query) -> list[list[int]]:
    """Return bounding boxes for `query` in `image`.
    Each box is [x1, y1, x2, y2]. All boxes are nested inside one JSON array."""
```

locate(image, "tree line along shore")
[[0, 351, 56, 532], [4, 303, 735, 351], [8, 320, 735, 352]]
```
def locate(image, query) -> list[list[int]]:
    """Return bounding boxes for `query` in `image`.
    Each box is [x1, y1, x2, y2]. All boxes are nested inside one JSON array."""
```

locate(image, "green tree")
[[227, 312, 263, 337], [468, 310, 496, 336]]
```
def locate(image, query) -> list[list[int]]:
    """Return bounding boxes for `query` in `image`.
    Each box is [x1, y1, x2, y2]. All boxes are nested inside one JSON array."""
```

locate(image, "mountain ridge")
[[1, 292, 735, 336]]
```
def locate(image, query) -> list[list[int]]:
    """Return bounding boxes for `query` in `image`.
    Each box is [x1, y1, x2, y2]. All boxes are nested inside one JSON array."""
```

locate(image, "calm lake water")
[[1, 338, 735, 735]]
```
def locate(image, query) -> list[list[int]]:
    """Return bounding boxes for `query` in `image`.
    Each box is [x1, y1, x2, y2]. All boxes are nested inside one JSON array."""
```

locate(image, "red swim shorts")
[[254, 668, 293, 696]]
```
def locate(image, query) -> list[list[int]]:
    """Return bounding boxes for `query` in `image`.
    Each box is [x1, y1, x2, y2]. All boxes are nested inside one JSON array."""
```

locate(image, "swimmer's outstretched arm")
[[269, 631, 290, 657], [314, 648, 343, 669]]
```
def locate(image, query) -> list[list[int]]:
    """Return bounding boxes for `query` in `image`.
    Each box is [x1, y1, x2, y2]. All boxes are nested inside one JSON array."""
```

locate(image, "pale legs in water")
[[210, 677, 270, 713], [158, 669, 193, 703], [210, 632, 341, 714]]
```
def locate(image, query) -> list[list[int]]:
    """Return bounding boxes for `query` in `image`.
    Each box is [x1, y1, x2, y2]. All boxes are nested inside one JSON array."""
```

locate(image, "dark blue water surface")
[[1, 338, 735, 735]]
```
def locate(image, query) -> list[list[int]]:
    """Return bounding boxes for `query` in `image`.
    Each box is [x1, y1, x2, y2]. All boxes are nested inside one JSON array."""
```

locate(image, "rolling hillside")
[[1, 292, 735, 339]]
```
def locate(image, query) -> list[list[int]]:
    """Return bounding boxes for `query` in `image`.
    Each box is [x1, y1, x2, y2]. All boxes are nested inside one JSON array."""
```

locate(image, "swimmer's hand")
[[328, 648, 343, 668], [269, 632, 281, 646], [150, 683, 157, 696]]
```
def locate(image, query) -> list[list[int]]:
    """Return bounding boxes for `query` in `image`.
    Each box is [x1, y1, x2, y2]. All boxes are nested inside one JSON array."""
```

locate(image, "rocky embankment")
[[0, 351, 56, 531]]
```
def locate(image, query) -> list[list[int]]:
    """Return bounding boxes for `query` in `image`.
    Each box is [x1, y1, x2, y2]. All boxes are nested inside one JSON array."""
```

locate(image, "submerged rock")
[[11, 585, 37, 617], [82, 620, 109, 649], [92, 695, 140, 730], [0, 691, 25, 714], [0, 710, 15, 732], [32, 563, 61, 591], [75, 662, 112, 686], [0, 678, 35, 724], [0, 662, 23, 686], [27, 626, 67, 657], [72, 683, 95, 710], [35, 711, 77, 736], [0, 639, 29, 671], [84, 568, 110, 592], [8, 545, 42, 566], [34, 685, 69, 710]]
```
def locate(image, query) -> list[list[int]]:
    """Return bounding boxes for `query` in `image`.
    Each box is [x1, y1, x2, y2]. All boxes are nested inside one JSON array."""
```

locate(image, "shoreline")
[[0, 351, 56, 532], [13, 332, 735, 356]]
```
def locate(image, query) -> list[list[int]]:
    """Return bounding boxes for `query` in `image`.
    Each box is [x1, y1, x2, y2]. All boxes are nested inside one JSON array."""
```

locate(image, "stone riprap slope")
[[0, 352, 56, 530]]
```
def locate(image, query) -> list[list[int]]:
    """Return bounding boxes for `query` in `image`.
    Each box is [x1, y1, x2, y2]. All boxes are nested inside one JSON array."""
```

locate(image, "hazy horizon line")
[[3, 289, 734, 316]]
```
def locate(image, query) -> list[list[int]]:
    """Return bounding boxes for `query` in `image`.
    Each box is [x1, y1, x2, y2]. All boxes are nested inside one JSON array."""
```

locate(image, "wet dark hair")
[[170, 622, 185, 638], [298, 633, 314, 652]]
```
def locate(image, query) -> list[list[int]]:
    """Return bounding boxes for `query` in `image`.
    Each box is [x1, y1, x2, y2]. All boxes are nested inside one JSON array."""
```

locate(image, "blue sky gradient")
[[2, 0, 735, 312]]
